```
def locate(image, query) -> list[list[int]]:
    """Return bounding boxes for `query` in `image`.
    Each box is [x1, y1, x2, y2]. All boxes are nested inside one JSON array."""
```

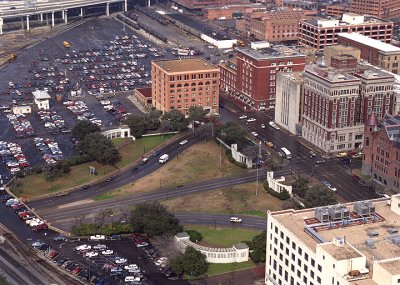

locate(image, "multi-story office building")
[[349, 0, 400, 21], [238, 8, 316, 42], [219, 45, 306, 110], [298, 13, 394, 51], [151, 58, 220, 115], [274, 72, 303, 136], [302, 64, 365, 153], [362, 113, 400, 191], [173, 0, 249, 9], [302, 63, 395, 154], [265, 195, 400, 285], [338, 32, 400, 75]]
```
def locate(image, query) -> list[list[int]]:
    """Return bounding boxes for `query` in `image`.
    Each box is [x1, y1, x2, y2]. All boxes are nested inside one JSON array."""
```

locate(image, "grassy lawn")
[[114, 140, 245, 197], [185, 225, 260, 247], [112, 137, 130, 148], [207, 261, 256, 276], [12, 135, 174, 198], [12, 162, 117, 198], [162, 182, 283, 217], [115, 135, 174, 169]]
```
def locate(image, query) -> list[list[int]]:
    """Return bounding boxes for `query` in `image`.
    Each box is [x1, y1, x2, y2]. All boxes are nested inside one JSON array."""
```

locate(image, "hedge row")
[[263, 181, 290, 200], [71, 223, 133, 237]]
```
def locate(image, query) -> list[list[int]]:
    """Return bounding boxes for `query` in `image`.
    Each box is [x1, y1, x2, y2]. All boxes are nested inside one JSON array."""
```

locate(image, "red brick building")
[[349, 0, 400, 21], [326, 4, 349, 17], [151, 58, 219, 115], [298, 13, 394, 51], [219, 46, 305, 110], [237, 8, 316, 42], [362, 113, 400, 192], [173, 0, 249, 9], [302, 64, 395, 154]]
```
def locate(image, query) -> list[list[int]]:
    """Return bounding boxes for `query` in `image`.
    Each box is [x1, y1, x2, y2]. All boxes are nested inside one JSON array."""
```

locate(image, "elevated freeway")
[[0, 0, 128, 34]]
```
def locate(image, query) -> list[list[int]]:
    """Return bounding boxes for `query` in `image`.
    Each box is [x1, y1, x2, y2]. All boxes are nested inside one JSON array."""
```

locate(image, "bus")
[[280, 147, 292, 159]]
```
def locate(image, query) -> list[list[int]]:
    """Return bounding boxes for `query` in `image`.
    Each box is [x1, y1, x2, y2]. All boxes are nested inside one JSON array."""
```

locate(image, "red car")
[[11, 203, 25, 210], [71, 267, 82, 275], [32, 223, 48, 232]]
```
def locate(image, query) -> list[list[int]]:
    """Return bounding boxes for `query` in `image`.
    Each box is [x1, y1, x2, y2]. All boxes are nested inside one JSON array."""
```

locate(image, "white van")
[[159, 154, 169, 164], [230, 217, 242, 223]]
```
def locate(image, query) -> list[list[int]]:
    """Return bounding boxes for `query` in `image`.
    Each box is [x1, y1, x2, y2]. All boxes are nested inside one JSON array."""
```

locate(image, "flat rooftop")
[[319, 243, 362, 261], [272, 198, 400, 266], [379, 259, 400, 275], [237, 46, 305, 60], [305, 14, 391, 26], [338, 33, 400, 53], [305, 64, 359, 83], [153, 58, 218, 74]]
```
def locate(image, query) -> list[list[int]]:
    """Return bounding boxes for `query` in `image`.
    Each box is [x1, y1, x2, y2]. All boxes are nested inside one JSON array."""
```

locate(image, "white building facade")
[[275, 72, 303, 136], [265, 195, 400, 285]]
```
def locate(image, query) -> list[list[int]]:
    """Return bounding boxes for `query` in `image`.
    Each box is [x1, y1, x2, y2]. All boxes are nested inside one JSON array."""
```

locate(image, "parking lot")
[[1, 192, 188, 285], [0, 17, 178, 179]]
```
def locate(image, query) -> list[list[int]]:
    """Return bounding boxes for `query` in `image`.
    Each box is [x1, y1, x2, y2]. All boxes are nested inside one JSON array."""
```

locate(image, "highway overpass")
[[0, 0, 129, 34]]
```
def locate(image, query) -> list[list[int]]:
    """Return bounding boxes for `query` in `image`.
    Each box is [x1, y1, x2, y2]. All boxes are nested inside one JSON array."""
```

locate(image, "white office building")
[[266, 194, 400, 285], [275, 72, 303, 136]]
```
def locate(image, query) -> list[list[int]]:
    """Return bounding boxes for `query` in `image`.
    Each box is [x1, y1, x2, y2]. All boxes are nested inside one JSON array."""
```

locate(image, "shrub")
[[263, 181, 290, 200], [186, 230, 203, 242]]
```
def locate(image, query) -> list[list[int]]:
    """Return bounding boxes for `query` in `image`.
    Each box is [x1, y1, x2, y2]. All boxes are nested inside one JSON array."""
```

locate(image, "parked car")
[[90, 235, 105, 241]]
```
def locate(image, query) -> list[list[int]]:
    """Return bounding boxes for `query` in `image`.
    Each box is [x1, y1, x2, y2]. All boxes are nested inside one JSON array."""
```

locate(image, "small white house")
[[12, 105, 32, 115], [32, 90, 51, 110]]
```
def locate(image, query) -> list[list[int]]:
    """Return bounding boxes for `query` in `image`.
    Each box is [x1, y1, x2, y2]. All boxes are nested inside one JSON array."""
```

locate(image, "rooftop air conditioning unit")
[[365, 239, 375, 248], [315, 207, 330, 222], [329, 206, 343, 220], [367, 230, 379, 237], [333, 236, 345, 247], [354, 201, 369, 216]]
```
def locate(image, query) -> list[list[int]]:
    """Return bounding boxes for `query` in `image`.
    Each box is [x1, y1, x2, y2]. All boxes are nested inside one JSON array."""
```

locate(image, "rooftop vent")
[[389, 235, 400, 245], [365, 239, 375, 248], [368, 230, 379, 237], [334, 236, 345, 247], [387, 228, 399, 235]]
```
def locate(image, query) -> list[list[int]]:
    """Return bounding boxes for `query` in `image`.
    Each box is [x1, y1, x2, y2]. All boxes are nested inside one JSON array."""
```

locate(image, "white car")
[[90, 235, 105, 241], [251, 131, 258, 137], [102, 250, 114, 255], [238, 115, 247, 120], [261, 124, 266, 129], [85, 251, 98, 258], [115, 257, 128, 264], [328, 185, 337, 192], [179, 140, 188, 146], [93, 244, 107, 250], [247, 118, 256, 123], [269, 121, 281, 130], [76, 244, 91, 251], [124, 264, 139, 270], [136, 242, 149, 248], [230, 217, 242, 223]]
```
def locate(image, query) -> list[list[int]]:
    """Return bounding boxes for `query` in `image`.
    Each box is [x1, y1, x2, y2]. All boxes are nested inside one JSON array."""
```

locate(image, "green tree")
[[124, 115, 147, 137], [250, 230, 266, 263], [144, 109, 163, 130], [304, 185, 338, 208], [171, 256, 185, 276], [162, 110, 188, 131], [217, 122, 249, 150], [71, 121, 101, 140], [186, 230, 203, 242], [292, 175, 310, 198], [43, 160, 71, 181], [78, 132, 120, 164], [130, 202, 183, 237], [188, 105, 207, 122], [182, 246, 209, 276]]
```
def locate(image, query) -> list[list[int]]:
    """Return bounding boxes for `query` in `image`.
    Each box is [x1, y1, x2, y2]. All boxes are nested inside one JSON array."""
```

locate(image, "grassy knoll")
[[12, 135, 174, 198], [162, 182, 283, 217]]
